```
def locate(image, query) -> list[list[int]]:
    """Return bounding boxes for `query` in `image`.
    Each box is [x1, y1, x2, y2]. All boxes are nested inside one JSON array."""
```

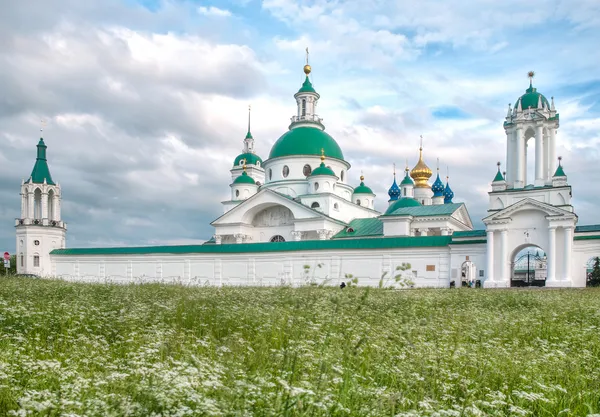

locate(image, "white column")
[[20, 192, 26, 219], [420, 228, 429, 237], [515, 128, 524, 187], [549, 127, 556, 177], [27, 191, 34, 219], [563, 226, 573, 282], [535, 124, 544, 185], [486, 230, 494, 284], [41, 191, 48, 219], [52, 195, 58, 221], [500, 229, 508, 283], [505, 131, 512, 185], [56, 197, 61, 221], [547, 226, 556, 284], [543, 131, 549, 182]]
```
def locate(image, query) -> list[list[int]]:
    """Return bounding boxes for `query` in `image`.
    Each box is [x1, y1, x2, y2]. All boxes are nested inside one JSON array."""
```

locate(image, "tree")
[[588, 257, 600, 287], [0, 255, 17, 276]]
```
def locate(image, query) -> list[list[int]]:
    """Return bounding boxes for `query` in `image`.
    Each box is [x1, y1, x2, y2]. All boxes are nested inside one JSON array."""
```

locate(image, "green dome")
[[354, 182, 373, 195], [515, 84, 550, 110], [385, 197, 422, 214], [297, 76, 317, 94], [268, 127, 344, 160], [310, 162, 337, 177], [400, 172, 414, 186], [233, 153, 262, 167], [233, 171, 256, 185]]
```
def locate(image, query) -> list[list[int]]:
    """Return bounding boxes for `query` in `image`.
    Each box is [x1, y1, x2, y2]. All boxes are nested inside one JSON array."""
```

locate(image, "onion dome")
[[443, 177, 454, 204], [400, 167, 414, 186], [492, 162, 505, 182], [270, 127, 344, 160], [515, 71, 550, 110], [431, 169, 445, 197], [385, 197, 422, 214], [310, 149, 337, 177], [233, 166, 256, 185], [234, 153, 262, 166], [553, 156, 566, 177], [410, 143, 432, 188], [388, 169, 401, 201], [297, 55, 317, 94], [353, 175, 374, 194], [26, 138, 55, 185]]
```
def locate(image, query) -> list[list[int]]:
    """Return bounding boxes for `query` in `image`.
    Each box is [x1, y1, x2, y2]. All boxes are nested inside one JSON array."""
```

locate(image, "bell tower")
[[504, 71, 559, 188], [15, 126, 67, 276]]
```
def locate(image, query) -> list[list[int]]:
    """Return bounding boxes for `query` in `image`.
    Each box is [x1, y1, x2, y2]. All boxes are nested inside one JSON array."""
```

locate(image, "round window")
[[239, 159, 245, 166], [235, 190, 240, 198], [283, 165, 289, 178], [270, 235, 286, 242], [269, 169, 272, 180], [34, 240, 40, 246], [303, 164, 312, 177], [315, 182, 319, 191], [311, 202, 320, 208]]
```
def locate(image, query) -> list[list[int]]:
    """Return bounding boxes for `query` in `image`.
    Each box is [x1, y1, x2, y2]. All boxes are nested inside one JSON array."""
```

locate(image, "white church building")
[[15, 63, 600, 288]]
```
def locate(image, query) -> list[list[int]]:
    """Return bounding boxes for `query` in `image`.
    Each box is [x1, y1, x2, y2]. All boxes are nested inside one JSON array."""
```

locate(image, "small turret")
[[353, 173, 375, 208], [444, 175, 454, 204], [387, 164, 401, 204], [552, 156, 567, 187], [492, 162, 507, 191], [231, 164, 258, 201]]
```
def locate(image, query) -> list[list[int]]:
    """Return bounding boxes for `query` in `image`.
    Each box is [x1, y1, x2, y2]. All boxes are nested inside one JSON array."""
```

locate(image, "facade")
[[15, 65, 600, 287]]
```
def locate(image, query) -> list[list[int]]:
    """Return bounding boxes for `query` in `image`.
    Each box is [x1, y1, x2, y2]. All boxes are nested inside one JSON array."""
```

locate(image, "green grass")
[[1, 277, 600, 416]]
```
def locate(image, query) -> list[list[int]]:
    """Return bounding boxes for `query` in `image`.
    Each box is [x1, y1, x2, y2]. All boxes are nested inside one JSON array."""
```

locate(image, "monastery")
[[15, 61, 600, 287]]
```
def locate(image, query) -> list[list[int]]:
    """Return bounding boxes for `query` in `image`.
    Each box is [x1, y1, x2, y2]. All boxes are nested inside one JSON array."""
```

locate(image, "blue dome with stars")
[[444, 179, 454, 204], [432, 172, 445, 197], [388, 176, 400, 201]]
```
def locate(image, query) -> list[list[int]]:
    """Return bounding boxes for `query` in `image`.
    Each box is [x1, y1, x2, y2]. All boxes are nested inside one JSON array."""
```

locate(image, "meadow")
[[1, 277, 599, 416]]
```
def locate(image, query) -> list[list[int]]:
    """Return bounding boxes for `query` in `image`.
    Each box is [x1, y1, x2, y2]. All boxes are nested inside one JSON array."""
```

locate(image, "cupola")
[[431, 162, 445, 205], [400, 166, 414, 199], [443, 176, 454, 204], [387, 166, 401, 203], [308, 149, 338, 194], [231, 165, 258, 201], [353, 174, 375, 208]]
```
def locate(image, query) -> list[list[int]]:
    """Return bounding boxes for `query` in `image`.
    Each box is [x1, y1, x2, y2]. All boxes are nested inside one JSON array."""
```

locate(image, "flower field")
[[1, 277, 600, 416]]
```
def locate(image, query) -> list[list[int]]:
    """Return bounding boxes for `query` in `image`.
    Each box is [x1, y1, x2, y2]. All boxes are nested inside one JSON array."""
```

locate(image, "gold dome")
[[410, 146, 432, 188], [304, 64, 311, 75]]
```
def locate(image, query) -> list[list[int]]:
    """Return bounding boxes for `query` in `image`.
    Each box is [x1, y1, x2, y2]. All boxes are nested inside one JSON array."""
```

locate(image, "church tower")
[[15, 129, 67, 276], [410, 139, 433, 205]]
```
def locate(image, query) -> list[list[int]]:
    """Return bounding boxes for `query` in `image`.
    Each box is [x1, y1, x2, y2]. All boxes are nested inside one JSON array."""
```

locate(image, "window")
[[426, 265, 436, 272], [235, 190, 240, 198], [356, 199, 361, 206], [303, 164, 312, 177], [311, 202, 320, 208], [239, 159, 245, 166], [466, 256, 470, 261], [334, 203, 339, 210], [422, 200, 425, 204], [479, 270, 484, 277], [403, 189, 406, 196], [270, 235, 285, 242], [256, 161, 260, 167], [283, 165, 289, 178], [33, 255, 40, 267], [301, 99, 306, 116], [20, 255, 24, 267], [34, 240, 40, 246], [314, 182, 319, 191], [269, 169, 272, 180], [340, 171, 344, 182]]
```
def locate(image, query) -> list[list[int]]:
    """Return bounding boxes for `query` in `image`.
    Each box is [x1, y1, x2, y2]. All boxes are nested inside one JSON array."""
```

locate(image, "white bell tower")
[[289, 48, 324, 130], [504, 71, 559, 188], [15, 127, 67, 276]]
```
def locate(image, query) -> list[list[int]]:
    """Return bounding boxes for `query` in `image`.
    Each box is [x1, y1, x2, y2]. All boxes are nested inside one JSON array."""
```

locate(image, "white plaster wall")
[[489, 186, 572, 211], [573, 239, 600, 287], [16, 225, 66, 276], [449, 244, 487, 284]]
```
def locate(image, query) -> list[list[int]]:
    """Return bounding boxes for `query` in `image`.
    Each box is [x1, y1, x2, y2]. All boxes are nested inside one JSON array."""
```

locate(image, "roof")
[[310, 162, 337, 177], [493, 169, 505, 182], [385, 197, 422, 214], [385, 202, 463, 217], [51, 235, 453, 256], [575, 225, 600, 233], [233, 171, 256, 185], [400, 171, 414, 186], [452, 230, 486, 238], [431, 173, 445, 197], [353, 181, 374, 195], [268, 127, 344, 160], [515, 83, 550, 110], [26, 138, 55, 185], [234, 152, 262, 167], [553, 164, 566, 177], [297, 76, 317, 94], [332, 218, 383, 239]]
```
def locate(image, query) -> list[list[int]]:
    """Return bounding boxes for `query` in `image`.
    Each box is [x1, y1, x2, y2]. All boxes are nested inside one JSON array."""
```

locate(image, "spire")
[[528, 70, 535, 89], [388, 163, 401, 201], [242, 105, 256, 154], [444, 172, 454, 204], [410, 135, 433, 188], [506, 103, 512, 118], [551, 96, 555, 111], [493, 161, 505, 182], [27, 120, 55, 185], [432, 161, 445, 197], [553, 156, 566, 177], [246, 105, 252, 139]]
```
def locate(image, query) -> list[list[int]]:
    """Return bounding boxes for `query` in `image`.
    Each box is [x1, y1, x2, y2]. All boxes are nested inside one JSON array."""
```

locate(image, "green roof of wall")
[[268, 127, 344, 160], [384, 202, 463, 217], [575, 225, 600, 233], [452, 230, 487, 238], [50, 235, 453, 256], [332, 218, 383, 239]]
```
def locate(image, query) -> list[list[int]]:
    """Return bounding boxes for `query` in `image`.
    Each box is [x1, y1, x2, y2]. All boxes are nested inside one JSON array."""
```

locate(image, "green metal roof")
[[233, 171, 256, 185], [26, 138, 55, 185], [400, 172, 414, 186], [385, 202, 463, 217], [452, 230, 486, 238], [268, 127, 344, 160], [297, 76, 317, 94], [553, 164, 566, 177], [575, 225, 600, 233], [515, 84, 550, 110], [384, 198, 422, 214], [353, 181, 374, 195], [332, 218, 383, 239], [233, 152, 262, 167], [310, 162, 336, 177], [493, 169, 504, 182], [51, 235, 453, 256]]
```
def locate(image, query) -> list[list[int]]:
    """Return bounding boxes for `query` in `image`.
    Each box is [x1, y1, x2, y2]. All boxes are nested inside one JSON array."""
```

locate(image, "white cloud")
[[197, 6, 232, 17]]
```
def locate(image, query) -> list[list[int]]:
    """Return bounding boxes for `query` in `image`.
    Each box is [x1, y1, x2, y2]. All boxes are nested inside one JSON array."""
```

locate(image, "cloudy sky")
[[1, 0, 599, 251]]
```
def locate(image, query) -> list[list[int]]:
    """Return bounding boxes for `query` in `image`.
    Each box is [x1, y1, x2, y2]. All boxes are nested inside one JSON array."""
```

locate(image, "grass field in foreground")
[[1, 277, 600, 416]]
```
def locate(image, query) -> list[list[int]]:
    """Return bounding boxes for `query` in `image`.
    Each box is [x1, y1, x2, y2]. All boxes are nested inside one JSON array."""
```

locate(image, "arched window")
[[334, 203, 339, 210], [357, 199, 361, 206], [314, 182, 319, 191], [33, 255, 40, 267], [48, 189, 54, 221], [340, 170, 344, 182], [282, 165, 289, 178], [303, 164, 312, 177], [34, 188, 42, 219], [235, 190, 240, 198], [403, 189, 407, 196], [270, 235, 285, 242], [256, 161, 261, 167], [269, 169, 272, 180], [301, 99, 306, 116], [311, 202, 320, 208]]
